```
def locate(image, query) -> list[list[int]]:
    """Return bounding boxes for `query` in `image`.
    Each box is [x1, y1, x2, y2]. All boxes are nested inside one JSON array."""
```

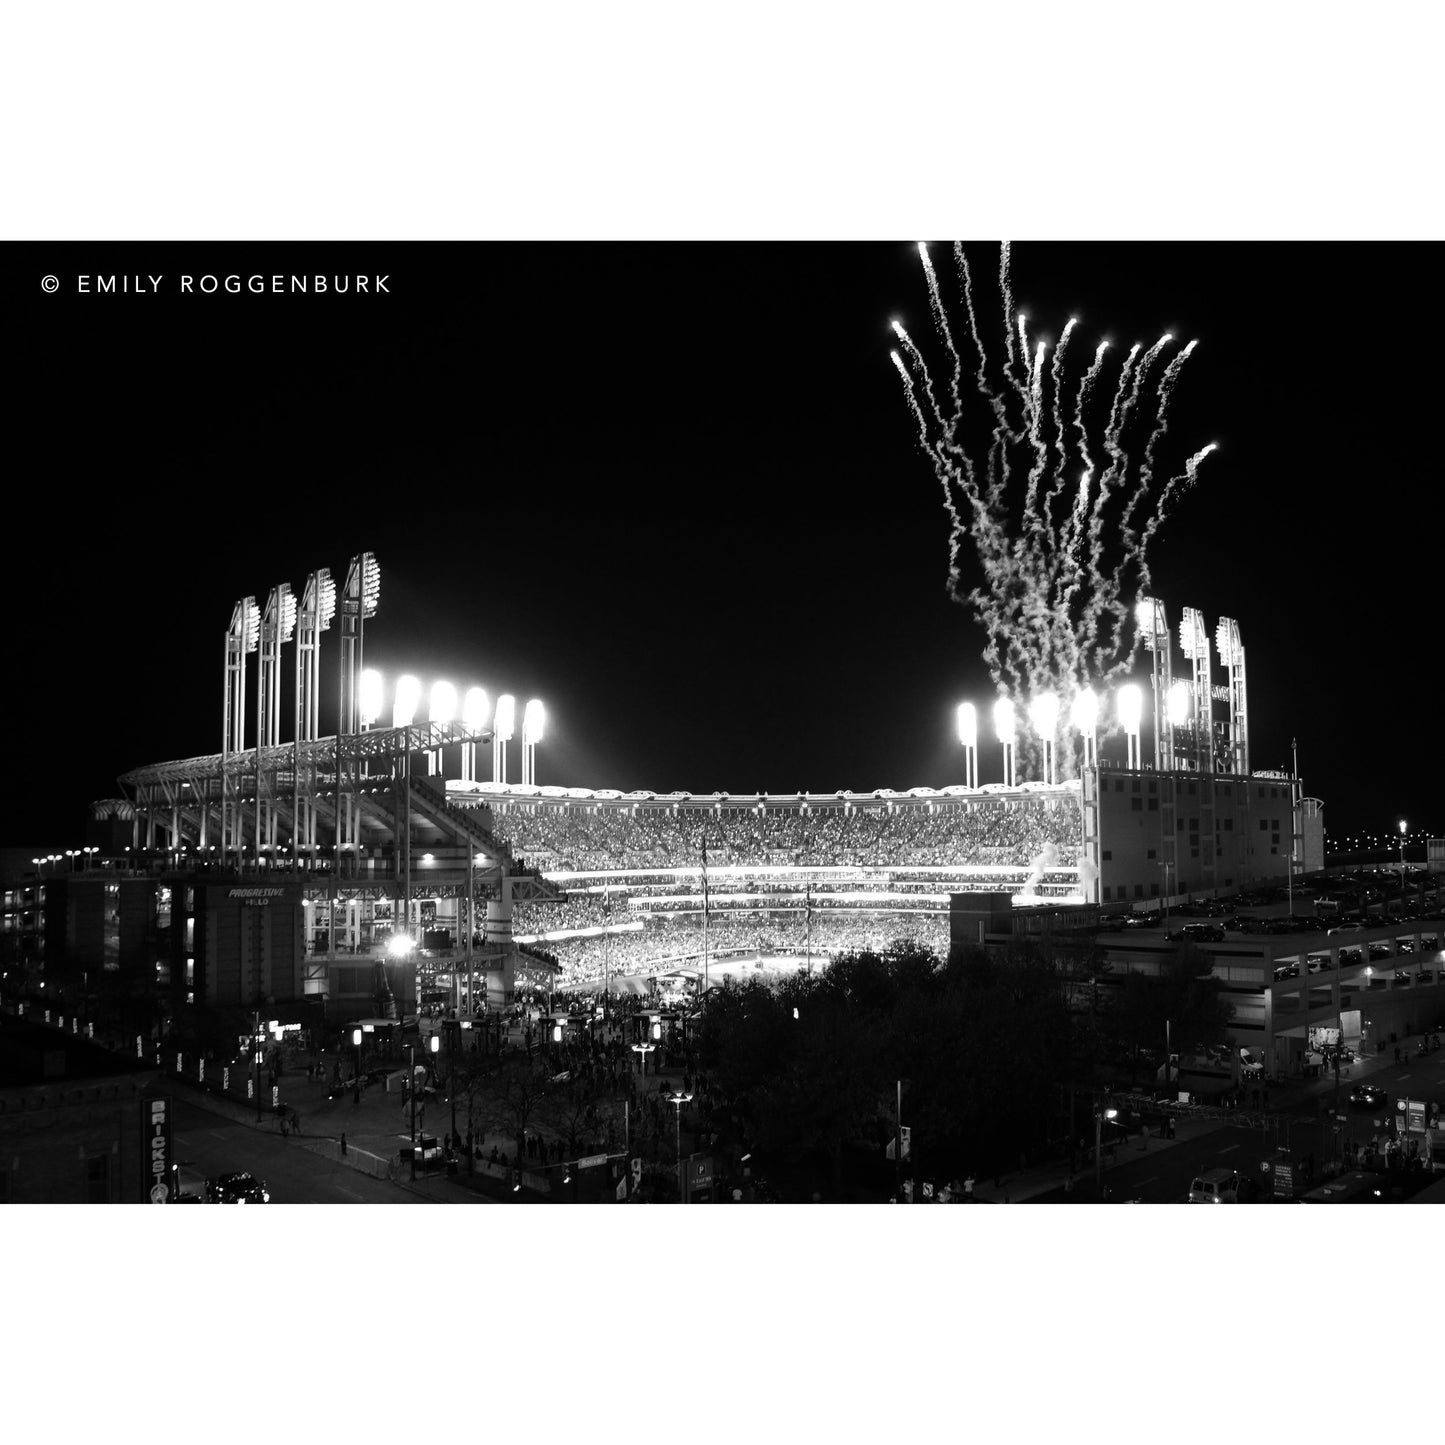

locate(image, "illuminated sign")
[[144, 1096, 172, 1203], [227, 887, 286, 905]]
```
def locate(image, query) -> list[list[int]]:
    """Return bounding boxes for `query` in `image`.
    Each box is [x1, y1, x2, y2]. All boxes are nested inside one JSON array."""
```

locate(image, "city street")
[[170, 1097, 434, 1203]]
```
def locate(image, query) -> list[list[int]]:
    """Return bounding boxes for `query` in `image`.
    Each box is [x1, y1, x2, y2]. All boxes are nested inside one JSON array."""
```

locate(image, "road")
[[170, 1098, 433, 1203]]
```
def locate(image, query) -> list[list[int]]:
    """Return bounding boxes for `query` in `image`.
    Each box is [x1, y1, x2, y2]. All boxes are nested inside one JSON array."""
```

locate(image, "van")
[[1188, 1168, 1240, 1203]]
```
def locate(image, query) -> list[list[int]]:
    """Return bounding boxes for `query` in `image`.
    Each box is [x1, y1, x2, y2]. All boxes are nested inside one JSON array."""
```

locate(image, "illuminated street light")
[[1095, 1103, 1119, 1194], [1400, 819, 1408, 898], [957, 702, 978, 789], [1117, 684, 1142, 770], [1028, 693, 1060, 786], [387, 932, 415, 958], [993, 697, 1016, 788], [666, 1089, 694, 1199]]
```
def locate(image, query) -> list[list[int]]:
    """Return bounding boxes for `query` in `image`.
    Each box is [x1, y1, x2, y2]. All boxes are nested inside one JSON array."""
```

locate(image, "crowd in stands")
[[530, 909, 952, 989], [489, 795, 1081, 873]]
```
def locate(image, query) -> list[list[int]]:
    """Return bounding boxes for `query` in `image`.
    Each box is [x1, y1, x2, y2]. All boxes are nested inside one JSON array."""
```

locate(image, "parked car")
[[207, 1172, 270, 1203], [1189, 1168, 1242, 1203], [1349, 1084, 1387, 1110]]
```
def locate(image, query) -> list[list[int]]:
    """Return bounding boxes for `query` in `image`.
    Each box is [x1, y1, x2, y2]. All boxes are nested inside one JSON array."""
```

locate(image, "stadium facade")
[[1, 562, 1348, 1074]]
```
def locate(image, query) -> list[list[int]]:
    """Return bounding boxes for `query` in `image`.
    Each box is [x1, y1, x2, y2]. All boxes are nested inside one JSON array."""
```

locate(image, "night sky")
[[4, 241, 1442, 848]]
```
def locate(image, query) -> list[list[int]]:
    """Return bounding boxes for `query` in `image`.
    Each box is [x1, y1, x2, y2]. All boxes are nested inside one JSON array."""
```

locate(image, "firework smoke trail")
[[1139, 443, 1218, 555], [890, 244, 1213, 766], [918, 243, 963, 424], [1039, 317, 1080, 530], [1079, 343, 1140, 655], [1119, 337, 1199, 543]]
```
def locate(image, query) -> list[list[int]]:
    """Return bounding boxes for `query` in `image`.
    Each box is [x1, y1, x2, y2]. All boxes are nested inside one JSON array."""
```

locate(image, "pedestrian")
[[341, 1131, 347, 1155], [292, 1111, 301, 1135]]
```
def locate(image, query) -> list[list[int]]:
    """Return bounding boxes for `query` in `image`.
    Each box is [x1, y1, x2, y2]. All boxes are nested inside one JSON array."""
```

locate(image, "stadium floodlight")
[[1029, 692, 1060, 785], [387, 932, 414, 958], [1028, 692, 1059, 737], [358, 551, 380, 619], [1117, 683, 1143, 770], [994, 697, 1016, 787], [522, 699, 545, 785], [429, 680, 458, 726], [1117, 683, 1142, 733], [957, 702, 978, 789], [957, 702, 977, 748], [1071, 687, 1098, 732], [495, 694, 516, 742], [463, 687, 489, 733], [1167, 679, 1191, 726], [393, 674, 421, 727], [493, 693, 516, 786], [359, 669, 384, 728], [314, 568, 337, 632], [993, 697, 1016, 743]]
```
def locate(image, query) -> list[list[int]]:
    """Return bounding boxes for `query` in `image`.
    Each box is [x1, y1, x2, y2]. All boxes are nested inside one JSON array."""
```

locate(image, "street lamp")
[[352, 1027, 362, 1104], [1399, 819, 1407, 899], [666, 1088, 694, 1199], [631, 1040, 656, 1077], [409, 1032, 440, 1179], [1095, 1104, 1118, 1195]]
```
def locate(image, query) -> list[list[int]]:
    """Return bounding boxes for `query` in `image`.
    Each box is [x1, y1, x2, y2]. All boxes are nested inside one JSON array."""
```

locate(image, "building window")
[[1132, 779, 1141, 793], [1224, 818, 1233, 831], [1147, 849, 1157, 859], [1131, 797, 1143, 812], [1101, 850, 1112, 861], [1102, 886, 1111, 901], [1134, 884, 1144, 898], [1150, 882, 1159, 896], [1260, 819, 1269, 831], [1148, 797, 1159, 811]]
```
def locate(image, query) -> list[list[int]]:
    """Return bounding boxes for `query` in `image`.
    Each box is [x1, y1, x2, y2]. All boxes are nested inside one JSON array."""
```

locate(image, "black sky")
[[4, 241, 1441, 848]]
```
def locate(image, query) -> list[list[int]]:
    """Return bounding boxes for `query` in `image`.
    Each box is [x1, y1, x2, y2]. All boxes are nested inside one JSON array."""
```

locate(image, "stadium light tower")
[[1135, 597, 1174, 771], [957, 703, 978, 790], [1399, 819, 1408, 896], [359, 669, 384, 728], [1070, 687, 1099, 769], [222, 596, 260, 867], [293, 569, 336, 855], [393, 675, 421, 728], [1167, 679, 1191, 731], [461, 687, 489, 783], [256, 583, 297, 855], [493, 694, 516, 785], [427, 681, 457, 775], [1178, 606, 1213, 773], [522, 699, 545, 786], [993, 697, 1017, 788], [1117, 684, 1142, 770], [337, 552, 380, 859], [1214, 617, 1249, 776], [1028, 692, 1060, 786]]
